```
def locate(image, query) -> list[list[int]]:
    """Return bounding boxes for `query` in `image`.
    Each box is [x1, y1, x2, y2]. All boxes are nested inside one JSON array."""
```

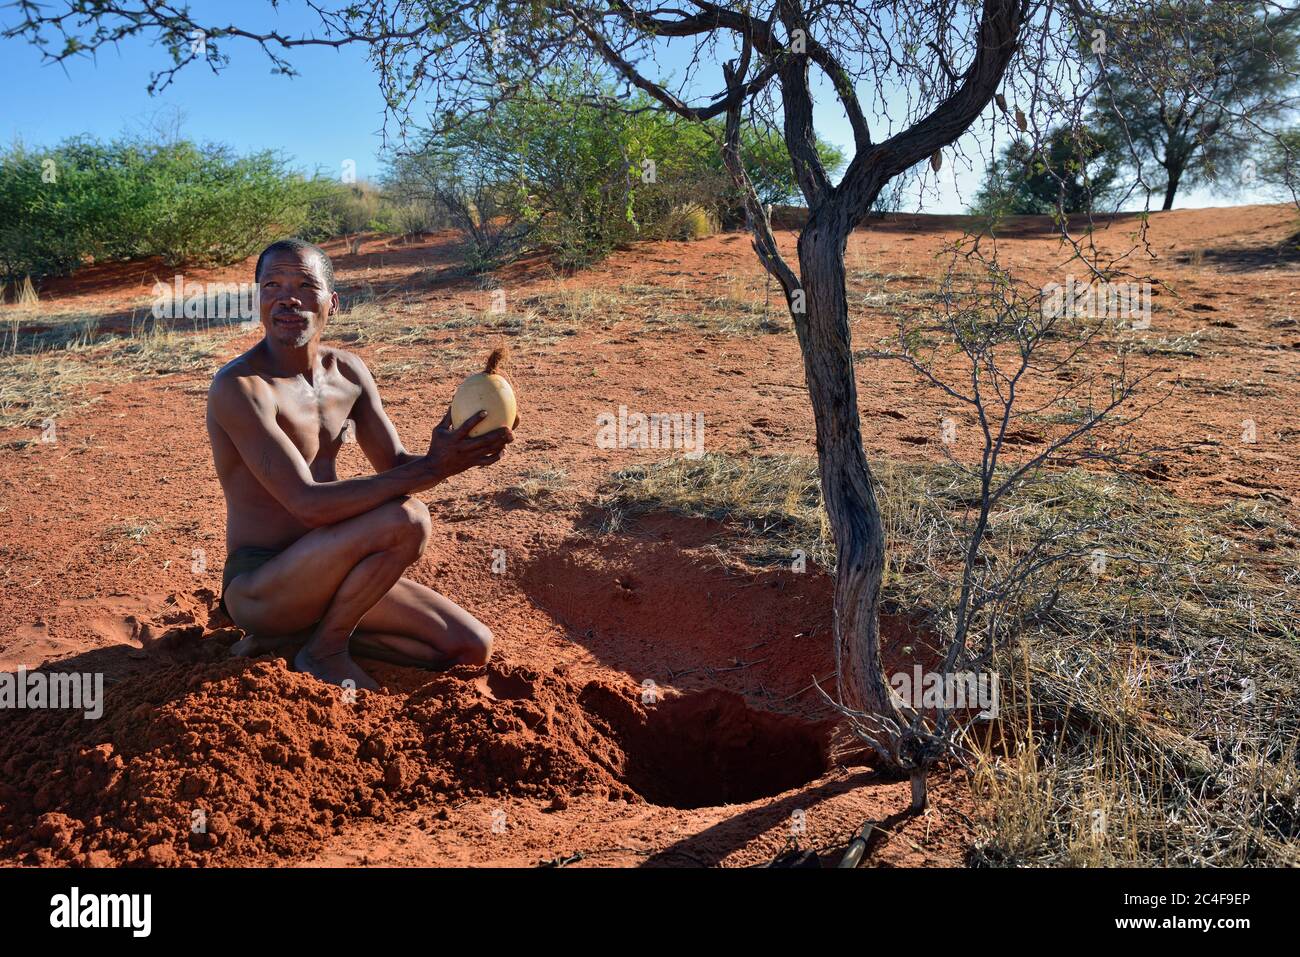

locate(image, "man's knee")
[[455, 620, 493, 666], [383, 496, 431, 559]]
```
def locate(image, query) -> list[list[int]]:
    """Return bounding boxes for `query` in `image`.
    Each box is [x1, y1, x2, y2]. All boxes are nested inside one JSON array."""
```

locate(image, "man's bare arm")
[[210, 374, 506, 528], [345, 352, 421, 472]]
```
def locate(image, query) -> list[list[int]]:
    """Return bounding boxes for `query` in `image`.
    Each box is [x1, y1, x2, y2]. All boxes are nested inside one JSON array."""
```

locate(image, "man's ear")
[[328, 290, 340, 317]]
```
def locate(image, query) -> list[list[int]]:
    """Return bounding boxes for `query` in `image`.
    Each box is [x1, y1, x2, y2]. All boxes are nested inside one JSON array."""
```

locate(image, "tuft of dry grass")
[[647, 203, 720, 242], [506, 467, 569, 505], [101, 518, 156, 547], [600, 451, 1300, 866], [1129, 330, 1205, 358], [7, 276, 41, 307]]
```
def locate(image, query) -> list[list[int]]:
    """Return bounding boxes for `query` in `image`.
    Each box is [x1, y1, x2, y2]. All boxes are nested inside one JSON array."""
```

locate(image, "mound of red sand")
[[0, 657, 646, 866]]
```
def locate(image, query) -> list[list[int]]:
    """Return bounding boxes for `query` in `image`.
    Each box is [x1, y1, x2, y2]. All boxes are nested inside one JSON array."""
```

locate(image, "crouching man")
[[206, 238, 515, 690]]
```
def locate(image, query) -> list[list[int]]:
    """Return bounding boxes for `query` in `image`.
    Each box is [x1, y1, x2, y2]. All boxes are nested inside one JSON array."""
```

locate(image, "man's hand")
[[425, 410, 514, 481]]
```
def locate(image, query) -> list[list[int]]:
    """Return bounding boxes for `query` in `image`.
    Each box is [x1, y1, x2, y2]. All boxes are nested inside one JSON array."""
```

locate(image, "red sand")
[[2, 649, 655, 865]]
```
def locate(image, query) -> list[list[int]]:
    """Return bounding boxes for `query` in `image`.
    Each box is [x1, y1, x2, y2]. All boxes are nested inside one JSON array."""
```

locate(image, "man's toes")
[[229, 635, 261, 658], [293, 646, 380, 691]]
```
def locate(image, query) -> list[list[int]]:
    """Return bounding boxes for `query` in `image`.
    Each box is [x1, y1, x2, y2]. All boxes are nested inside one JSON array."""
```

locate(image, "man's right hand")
[[425, 410, 514, 481]]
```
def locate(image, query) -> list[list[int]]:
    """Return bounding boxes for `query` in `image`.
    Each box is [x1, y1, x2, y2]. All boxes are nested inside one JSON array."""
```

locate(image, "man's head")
[[255, 239, 339, 348]]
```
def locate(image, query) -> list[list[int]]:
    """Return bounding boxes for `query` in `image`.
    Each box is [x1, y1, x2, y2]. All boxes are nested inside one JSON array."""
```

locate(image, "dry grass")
[[1130, 330, 1206, 358], [506, 467, 569, 505], [645, 203, 721, 242], [331, 297, 457, 347], [846, 266, 949, 316], [0, 312, 242, 429], [337, 291, 585, 351], [329, 297, 476, 378], [600, 453, 831, 566], [600, 451, 1300, 866], [609, 280, 789, 336], [0, 277, 41, 307], [104, 519, 154, 543], [338, 271, 795, 348]]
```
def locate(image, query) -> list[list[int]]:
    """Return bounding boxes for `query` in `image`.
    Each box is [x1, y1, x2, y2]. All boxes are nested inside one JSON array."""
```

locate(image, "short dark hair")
[[254, 238, 335, 292]]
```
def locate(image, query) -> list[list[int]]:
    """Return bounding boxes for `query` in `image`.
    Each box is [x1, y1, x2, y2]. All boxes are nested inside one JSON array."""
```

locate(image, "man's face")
[[257, 249, 338, 348]]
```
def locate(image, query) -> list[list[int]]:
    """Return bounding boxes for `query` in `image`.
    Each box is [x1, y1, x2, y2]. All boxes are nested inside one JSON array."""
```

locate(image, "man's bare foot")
[[230, 634, 261, 658], [232, 634, 293, 658], [231, 631, 309, 659], [294, 645, 379, 691]]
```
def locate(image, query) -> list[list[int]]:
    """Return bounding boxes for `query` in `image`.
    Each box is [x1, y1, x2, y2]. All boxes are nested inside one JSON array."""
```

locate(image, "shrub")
[[708, 125, 846, 226], [0, 138, 112, 279], [649, 203, 720, 241], [134, 143, 328, 267], [300, 180, 393, 242], [384, 139, 530, 270], [0, 135, 334, 279], [388, 197, 448, 236], [1261, 128, 1300, 209], [969, 125, 1121, 221]]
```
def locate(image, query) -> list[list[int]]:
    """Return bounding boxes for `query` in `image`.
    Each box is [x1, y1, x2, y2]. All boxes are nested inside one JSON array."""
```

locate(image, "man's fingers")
[[452, 410, 488, 439], [436, 410, 453, 431], [460, 427, 512, 451]]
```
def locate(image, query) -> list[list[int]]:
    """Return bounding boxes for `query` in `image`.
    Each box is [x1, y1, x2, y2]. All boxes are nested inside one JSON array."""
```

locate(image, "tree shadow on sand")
[[1187, 236, 1300, 272], [639, 767, 915, 867]]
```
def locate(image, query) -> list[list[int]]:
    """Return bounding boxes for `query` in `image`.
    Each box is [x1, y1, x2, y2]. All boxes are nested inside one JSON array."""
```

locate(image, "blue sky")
[[0, 0, 1269, 213], [1, 1, 392, 184]]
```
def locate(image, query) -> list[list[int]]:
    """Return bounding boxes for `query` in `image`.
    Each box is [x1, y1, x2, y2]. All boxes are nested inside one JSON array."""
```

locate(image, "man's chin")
[[269, 325, 314, 347]]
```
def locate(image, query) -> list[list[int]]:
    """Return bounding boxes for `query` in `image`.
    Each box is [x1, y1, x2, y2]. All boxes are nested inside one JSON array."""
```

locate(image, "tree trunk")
[[1162, 167, 1182, 211], [910, 771, 928, 812], [794, 210, 897, 725]]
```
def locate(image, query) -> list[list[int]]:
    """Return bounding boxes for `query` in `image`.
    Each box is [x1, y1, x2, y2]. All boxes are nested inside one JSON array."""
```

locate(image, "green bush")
[[134, 143, 328, 267], [300, 180, 383, 241], [0, 135, 337, 280], [1261, 128, 1300, 208], [707, 125, 846, 225], [0, 138, 115, 279]]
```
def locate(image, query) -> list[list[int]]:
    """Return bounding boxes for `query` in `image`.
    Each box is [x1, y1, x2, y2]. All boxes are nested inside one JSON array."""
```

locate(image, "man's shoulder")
[[327, 346, 375, 387], [208, 349, 269, 405]]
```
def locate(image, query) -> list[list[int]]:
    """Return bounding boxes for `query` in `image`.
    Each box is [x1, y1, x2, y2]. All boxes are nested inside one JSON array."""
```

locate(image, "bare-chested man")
[[206, 238, 515, 690]]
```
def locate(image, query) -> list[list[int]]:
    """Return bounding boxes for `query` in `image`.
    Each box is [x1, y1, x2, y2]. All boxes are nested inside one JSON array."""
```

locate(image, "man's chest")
[[272, 375, 361, 464]]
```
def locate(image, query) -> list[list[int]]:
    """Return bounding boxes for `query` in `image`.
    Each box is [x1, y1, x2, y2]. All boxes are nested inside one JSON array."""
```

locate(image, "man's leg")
[[350, 578, 493, 670], [222, 496, 431, 689]]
